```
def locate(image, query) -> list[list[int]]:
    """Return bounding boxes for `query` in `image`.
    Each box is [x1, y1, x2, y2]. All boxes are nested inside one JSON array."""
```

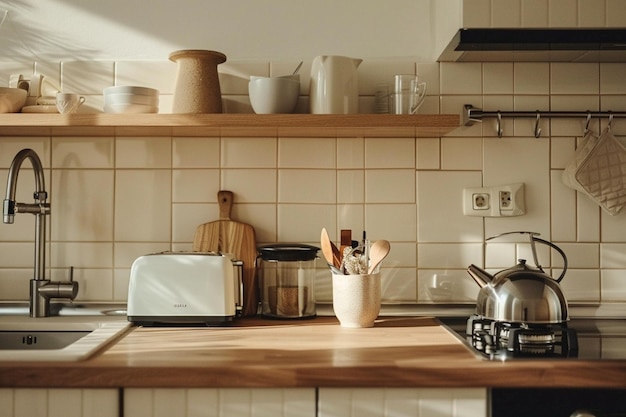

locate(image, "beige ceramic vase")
[[169, 49, 227, 113], [332, 272, 381, 328]]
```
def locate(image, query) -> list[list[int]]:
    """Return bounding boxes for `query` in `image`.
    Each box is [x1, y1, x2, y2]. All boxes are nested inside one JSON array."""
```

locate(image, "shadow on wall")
[[0, 1, 100, 61]]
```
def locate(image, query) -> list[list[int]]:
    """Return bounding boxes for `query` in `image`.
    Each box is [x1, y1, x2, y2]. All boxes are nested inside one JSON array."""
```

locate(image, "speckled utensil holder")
[[169, 49, 226, 114], [332, 272, 381, 328]]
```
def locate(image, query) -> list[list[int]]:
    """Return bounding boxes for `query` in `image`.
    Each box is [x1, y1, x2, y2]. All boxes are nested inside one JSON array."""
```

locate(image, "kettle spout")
[[467, 264, 493, 288]]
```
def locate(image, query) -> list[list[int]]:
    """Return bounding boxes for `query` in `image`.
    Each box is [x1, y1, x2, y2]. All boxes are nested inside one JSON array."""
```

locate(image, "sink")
[[0, 304, 132, 361]]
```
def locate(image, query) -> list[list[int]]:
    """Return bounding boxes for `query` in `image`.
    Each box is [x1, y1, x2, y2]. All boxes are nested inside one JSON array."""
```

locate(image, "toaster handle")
[[232, 260, 244, 315]]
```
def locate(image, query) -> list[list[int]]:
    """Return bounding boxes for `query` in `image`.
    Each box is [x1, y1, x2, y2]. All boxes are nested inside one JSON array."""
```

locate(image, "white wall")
[[0, 0, 435, 61]]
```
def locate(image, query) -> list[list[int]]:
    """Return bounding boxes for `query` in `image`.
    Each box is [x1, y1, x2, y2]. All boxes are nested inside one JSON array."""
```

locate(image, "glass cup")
[[391, 75, 427, 114]]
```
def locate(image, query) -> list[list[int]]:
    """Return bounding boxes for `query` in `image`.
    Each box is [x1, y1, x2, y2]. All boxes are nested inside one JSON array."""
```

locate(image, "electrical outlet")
[[463, 183, 525, 217], [472, 193, 490, 210], [500, 191, 512, 209]]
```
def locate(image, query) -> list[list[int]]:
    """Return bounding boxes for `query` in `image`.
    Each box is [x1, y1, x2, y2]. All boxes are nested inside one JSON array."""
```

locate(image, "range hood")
[[438, 28, 626, 62]]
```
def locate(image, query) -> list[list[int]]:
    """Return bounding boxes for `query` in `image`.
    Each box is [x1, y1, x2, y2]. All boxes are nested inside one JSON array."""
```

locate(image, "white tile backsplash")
[[1, 57, 626, 307]]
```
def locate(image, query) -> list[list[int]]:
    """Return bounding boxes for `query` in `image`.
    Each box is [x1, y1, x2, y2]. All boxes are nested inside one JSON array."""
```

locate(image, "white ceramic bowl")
[[104, 93, 159, 106], [0, 87, 28, 113], [248, 75, 299, 114], [103, 103, 158, 114], [103, 86, 159, 96]]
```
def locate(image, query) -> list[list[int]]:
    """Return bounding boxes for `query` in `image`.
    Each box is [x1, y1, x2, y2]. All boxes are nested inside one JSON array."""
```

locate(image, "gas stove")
[[439, 314, 626, 361]]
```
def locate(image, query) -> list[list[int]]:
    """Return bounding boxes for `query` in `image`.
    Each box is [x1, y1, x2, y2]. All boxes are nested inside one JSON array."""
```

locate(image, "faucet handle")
[[33, 190, 47, 202]]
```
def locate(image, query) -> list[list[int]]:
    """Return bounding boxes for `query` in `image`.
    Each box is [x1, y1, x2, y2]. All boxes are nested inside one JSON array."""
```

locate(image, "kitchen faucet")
[[3, 148, 78, 317]]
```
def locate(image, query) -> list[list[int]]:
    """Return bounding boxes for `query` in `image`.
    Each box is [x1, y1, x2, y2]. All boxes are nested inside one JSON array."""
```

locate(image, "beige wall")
[[1, 58, 626, 306]]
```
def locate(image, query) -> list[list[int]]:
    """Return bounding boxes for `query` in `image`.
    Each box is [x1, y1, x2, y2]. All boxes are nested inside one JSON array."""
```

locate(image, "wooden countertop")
[[2, 316, 626, 389]]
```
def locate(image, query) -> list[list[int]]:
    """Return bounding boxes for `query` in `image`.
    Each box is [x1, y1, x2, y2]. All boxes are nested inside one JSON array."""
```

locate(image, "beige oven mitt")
[[561, 127, 626, 215]]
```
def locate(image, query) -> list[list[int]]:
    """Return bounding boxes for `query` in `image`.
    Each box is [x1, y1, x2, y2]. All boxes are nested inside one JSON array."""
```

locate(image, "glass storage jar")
[[257, 243, 318, 319]]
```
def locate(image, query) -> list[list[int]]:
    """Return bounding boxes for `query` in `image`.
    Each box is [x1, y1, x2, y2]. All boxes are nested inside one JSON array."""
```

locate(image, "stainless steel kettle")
[[467, 231, 569, 324]]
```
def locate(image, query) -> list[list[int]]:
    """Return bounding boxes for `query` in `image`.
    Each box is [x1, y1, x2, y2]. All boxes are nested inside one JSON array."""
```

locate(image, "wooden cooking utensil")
[[320, 228, 341, 268], [368, 239, 390, 275], [193, 190, 258, 316]]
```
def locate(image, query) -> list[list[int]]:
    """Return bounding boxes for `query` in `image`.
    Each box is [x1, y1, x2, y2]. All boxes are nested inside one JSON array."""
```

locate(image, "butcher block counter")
[[2, 316, 626, 389]]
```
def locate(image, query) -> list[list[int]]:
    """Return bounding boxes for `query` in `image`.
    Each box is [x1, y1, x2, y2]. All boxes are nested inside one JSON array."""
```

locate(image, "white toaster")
[[127, 252, 242, 326]]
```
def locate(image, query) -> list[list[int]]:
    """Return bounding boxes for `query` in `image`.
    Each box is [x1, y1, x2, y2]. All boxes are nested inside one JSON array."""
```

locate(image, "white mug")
[[56, 93, 86, 114]]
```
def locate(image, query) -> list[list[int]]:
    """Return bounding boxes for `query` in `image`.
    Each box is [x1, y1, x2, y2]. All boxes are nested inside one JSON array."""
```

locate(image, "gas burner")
[[466, 314, 579, 359]]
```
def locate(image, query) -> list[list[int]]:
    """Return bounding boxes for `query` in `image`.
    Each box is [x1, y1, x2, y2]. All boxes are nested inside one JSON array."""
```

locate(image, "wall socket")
[[463, 183, 525, 217]]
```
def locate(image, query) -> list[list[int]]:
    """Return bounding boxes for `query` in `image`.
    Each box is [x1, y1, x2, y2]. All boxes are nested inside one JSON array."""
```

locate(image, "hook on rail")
[[496, 111, 503, 138], [534, 111, 541, 138]]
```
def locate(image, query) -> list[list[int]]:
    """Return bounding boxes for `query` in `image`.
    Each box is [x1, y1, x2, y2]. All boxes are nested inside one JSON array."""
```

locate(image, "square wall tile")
[[365, 138, 415, 168], [441, 137, 482, 170], [514, 63, 549, 94], [418, 243, 483, 269], [417, 171, 483, 242], [382, 268, 417, 302], [337, 170, 364, 204], [279, 138, 335, 169], [606, 0, 626, 27], [366, 204, 416, 242], [365, 170, 415, 203], [173, 137, 221, 168], [173, 169, 220, 203], [549, 0, 578, 27], [483, 63, 513, 94], [562, 269, 600, 302], [277, 204, 335, 243], [222, 169, 277, 203], [578, 0, 606, 26], [52, 137, 114, 168], [600, 63, 626, 94], [602, 269, 626, 301], [115, 170, 172, 242], [551, 63, 599, 95], [337, 138, 364, 169], [551, 170, 576, 242], [51, 169, 114, 241], [416, 138, 440, 170], [441, 63, 482, 95], [278, 169, 336, 204], [492, 0, 521, 27], [222, 137, 276, 168], [463, 0, 491, 27], [521, 0, 549, 27], [116, 137, 172, 168]]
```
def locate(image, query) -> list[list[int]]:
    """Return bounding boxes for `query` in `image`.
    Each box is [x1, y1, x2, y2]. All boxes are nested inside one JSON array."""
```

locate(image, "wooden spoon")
[[320, 228, 342, 268], [368, 239, 390, 274]]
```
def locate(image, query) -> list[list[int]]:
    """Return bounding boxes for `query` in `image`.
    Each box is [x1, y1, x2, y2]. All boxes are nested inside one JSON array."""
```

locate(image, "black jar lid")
[[257, 243, 319, 261]]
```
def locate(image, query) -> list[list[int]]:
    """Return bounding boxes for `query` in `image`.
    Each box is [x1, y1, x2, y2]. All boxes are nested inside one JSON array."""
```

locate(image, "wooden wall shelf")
[[0, 114, 459, 137]]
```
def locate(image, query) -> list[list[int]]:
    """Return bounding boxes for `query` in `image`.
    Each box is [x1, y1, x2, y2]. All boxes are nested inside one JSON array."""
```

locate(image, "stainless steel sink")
[[0, 303, 131, 361]]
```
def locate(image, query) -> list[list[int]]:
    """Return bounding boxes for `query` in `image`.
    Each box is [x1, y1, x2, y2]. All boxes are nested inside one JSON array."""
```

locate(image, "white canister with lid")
[[257, 243, 318, 319]]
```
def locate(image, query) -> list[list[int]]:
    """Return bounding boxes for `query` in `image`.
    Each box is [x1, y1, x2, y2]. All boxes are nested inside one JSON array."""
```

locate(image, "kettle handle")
[[533, 237, 568, 282], [486, 231, 568, 282]]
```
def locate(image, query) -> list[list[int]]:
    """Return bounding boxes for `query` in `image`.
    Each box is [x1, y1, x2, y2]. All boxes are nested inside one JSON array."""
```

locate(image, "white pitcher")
[[309, 55, 362, 114]]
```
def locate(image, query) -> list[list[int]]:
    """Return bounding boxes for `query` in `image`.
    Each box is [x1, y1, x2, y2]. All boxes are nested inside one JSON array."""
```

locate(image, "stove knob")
[[570, 410, 597, 417]]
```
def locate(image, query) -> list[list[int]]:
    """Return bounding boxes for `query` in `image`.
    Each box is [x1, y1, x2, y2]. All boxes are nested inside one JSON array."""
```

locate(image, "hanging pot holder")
[[562, 127, 626, 215]]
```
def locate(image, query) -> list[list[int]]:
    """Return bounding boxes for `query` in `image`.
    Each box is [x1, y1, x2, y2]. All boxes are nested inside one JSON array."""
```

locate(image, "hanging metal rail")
[[463, 104, 626, 138]]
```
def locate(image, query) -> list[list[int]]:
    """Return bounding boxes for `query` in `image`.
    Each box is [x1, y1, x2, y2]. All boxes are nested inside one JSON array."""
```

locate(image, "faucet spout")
[[3, 149, 47, 224], [2, 149, 77, 317]]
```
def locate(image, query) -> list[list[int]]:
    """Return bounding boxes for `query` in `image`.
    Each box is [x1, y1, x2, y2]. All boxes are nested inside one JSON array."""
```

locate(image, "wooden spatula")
[[193, 191, 258, 317]]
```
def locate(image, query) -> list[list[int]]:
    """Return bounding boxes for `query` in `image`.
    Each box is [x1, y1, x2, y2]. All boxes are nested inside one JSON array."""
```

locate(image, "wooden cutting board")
[[193, 190, 258, 317]]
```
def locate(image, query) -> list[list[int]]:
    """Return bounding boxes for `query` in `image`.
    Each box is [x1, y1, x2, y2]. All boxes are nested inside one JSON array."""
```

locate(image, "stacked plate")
[[103, 86, 159, 114]]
